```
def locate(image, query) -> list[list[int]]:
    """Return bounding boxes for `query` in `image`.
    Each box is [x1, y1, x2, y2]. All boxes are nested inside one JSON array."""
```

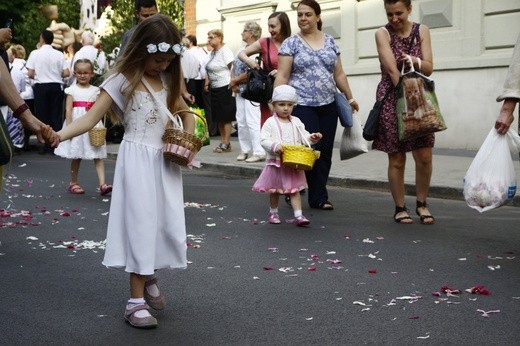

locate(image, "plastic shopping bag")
[[340, 112, 368, 160], [463, 128, 519, 212]]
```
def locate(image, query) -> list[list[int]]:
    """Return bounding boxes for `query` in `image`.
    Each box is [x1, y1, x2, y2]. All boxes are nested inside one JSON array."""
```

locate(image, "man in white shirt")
[[72, 31, 107, 80], [27, 30, 70, 154]]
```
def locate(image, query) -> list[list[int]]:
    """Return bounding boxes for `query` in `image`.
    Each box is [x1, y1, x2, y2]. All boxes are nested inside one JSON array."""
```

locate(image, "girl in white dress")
[[44, 14, 195, 329], [55, 59, 112, 195]]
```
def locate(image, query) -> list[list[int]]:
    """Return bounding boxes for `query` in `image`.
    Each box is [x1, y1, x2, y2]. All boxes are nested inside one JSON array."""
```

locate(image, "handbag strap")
[[266, 38, 272, 70], [141, 77, 183, 130]]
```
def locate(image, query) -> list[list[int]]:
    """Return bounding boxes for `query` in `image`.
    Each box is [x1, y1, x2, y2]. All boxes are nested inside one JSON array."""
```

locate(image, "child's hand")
[[310, 132, 322, 144], [275, 144, 283, 154], [41, 125, 60, 148]]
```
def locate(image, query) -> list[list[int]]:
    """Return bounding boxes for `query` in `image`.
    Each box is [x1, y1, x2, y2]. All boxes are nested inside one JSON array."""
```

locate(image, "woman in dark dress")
[[372, 0, 435, 224]]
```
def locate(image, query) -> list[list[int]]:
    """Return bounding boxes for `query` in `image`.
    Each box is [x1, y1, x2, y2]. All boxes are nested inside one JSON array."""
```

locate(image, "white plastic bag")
[[340, 112, 368, 160], [463, 128, 519, 212]]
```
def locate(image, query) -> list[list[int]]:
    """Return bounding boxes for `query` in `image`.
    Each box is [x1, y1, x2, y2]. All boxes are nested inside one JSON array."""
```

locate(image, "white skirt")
[[102, 140, 187, 275]]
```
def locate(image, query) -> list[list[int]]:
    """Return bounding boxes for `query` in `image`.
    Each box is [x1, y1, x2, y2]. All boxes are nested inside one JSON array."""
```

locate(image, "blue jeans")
[[292, 102, 338, 208]]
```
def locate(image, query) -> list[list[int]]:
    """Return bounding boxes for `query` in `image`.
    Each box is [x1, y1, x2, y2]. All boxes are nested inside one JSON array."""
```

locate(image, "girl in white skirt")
[[55, 59, 112, 195], [44, 15, 195, 329]]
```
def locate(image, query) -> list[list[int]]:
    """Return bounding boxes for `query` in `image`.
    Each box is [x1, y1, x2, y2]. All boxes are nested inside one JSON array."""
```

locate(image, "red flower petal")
[[263, 266, 274, 270], [307, 266, 316, 271], [368, 270, 377, 274]]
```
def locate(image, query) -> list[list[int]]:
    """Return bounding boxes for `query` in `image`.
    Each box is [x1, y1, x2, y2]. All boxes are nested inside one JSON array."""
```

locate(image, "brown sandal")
[[394, 205, 413, 224], [416, 201, 435, 225], [213, 143, 231, 153]]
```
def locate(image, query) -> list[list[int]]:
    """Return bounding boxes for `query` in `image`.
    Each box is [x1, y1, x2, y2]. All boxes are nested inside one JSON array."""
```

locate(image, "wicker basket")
[[162, 110, 208, 166], [281, 144, 320, 171], [88, 116, 106, 147]]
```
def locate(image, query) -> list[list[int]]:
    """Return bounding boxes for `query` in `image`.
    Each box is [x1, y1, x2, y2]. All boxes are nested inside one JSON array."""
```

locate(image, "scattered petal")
[[477, 309, 500, 318], [417, 334, 430, 340], [368, 269, 377, 274], [307, 266, 316, 271]]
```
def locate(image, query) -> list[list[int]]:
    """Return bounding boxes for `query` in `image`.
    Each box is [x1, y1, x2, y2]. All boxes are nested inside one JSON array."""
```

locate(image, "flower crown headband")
[[146, 42, 185, 56]]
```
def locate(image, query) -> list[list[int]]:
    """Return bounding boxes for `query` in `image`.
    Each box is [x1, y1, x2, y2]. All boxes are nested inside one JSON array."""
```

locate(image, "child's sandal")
[[394, 205, 413, 224], [416, 201, 435, 225], [100, 183, 113, 196]]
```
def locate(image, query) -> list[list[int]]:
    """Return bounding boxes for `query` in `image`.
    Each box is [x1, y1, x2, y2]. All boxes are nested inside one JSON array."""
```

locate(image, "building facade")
[[85, 0, 520, 150]]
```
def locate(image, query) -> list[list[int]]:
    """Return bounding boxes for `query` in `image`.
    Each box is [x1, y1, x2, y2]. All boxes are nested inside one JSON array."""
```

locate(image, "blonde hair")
[[110, 13, 183, 114], [208, 29, 224, 42], [8, 44, 26, 59]]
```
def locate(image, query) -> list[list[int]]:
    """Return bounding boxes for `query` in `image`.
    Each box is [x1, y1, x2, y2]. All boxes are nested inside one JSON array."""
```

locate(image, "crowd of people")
[[1, 0, 518, 331]]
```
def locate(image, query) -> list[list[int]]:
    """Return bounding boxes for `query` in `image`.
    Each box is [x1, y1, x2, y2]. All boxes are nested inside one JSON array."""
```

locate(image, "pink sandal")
[[100, 184, 112, 196], [68, 183, 85, 194]]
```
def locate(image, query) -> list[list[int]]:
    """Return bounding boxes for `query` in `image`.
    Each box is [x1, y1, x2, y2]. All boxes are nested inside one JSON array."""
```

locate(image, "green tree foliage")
[[0, 0, 80, 54], [101, 0, 184, 62]]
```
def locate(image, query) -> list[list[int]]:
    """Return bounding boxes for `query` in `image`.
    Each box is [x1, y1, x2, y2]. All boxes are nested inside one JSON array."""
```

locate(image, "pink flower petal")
[[307, 266, 316, 271], [263, 266, 274, 270]]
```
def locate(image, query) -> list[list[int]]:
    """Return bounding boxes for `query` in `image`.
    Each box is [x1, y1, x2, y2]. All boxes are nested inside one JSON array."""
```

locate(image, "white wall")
[[195, 0, 520, 150]]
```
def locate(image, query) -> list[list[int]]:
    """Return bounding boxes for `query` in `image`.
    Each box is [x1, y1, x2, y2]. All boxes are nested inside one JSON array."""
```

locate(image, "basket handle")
[[172, 109, 209, 142]]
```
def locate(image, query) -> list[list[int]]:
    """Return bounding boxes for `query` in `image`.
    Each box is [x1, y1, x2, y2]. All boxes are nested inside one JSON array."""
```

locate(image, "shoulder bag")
[[241, 38, 274, 104], [396, 55, 447, 141]]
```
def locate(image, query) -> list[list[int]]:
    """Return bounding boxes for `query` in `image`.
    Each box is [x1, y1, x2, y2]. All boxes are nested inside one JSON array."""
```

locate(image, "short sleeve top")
[[278, 33, 340, 106], [205, 45, 234, 88]]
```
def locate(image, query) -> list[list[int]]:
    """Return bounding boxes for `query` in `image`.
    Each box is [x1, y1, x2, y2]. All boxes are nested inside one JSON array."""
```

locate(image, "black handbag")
[[363, 87, 392, 141], [241, 39, 273, 104], [0, 111, 14, 166]]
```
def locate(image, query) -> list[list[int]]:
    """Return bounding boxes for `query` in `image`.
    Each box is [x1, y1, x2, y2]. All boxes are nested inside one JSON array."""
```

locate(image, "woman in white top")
[[204, 29, 236, 153]]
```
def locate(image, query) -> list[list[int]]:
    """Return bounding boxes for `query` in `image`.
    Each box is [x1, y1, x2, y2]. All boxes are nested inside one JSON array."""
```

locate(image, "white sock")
[[127, 298, 152, 318], [269, 208, 278, 214], [294, 210, 302, 218]]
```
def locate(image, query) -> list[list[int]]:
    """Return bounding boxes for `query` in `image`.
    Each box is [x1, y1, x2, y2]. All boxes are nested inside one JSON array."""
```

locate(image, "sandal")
[[100, 183, 113, 196], [213, 143, 232, 153], [394, 205, 413, 224], [67, 183, 85, 195], [416, 201, 435, 225], [311, 201, 334, 210]]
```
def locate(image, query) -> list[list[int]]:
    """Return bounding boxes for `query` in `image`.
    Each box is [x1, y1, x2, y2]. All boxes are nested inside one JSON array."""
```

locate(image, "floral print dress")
[[372, 22, 435, 154]]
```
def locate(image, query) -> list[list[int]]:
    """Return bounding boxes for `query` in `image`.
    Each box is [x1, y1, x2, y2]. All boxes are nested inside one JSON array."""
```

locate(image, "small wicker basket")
[[281, 144, 320, 171], [162, 110, 208, 166], [88, 116, 106, 147]]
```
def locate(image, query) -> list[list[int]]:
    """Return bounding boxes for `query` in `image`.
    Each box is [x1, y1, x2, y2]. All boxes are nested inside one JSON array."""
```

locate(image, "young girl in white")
[[44, 14, 195, 329], [55, 59, 112, 195], [253, 85, 322, 226]]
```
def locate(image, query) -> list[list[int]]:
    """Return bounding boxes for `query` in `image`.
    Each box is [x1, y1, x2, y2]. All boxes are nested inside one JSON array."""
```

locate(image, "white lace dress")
[[55, 84, 107, 159], [100, 74, 187, 275]]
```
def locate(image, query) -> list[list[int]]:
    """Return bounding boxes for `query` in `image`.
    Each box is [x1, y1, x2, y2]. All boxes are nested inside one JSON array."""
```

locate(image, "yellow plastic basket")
[[281, 144, 320, 171]]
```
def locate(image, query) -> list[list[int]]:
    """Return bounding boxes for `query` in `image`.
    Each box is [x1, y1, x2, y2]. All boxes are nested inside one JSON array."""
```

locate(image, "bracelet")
[[348, 98, 356, 105], [12, 103, 29, 118]]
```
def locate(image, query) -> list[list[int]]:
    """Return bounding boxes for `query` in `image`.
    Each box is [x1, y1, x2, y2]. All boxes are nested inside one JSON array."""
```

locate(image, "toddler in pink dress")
[[252, 85, 322, 226]]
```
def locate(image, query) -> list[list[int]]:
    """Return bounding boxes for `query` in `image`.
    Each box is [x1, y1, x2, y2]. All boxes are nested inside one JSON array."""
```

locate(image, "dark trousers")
[[292, 102, 338, 208], [186, 79, 204, 109], [34, 83, 64, 152]]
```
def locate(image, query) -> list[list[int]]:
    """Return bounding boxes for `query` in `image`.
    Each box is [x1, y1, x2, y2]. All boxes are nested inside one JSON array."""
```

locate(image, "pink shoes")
[[144, 277, 166, 310], [269, 213, 310, 226], [268, 213, 281, 224], [100, 183, 112, 196], [295, 215, 310, 227], [124, 303, 157, 329]]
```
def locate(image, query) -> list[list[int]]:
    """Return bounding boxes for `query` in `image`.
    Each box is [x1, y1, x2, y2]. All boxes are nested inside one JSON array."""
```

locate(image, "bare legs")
[[130, 273, 147, 299], [387, 147, 433, 223]]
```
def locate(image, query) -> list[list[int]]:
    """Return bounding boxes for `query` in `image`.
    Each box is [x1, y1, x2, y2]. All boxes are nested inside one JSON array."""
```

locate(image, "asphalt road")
[[1, 152, 519, 345]]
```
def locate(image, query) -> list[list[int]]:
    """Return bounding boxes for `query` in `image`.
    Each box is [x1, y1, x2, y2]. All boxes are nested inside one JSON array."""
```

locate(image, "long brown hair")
[[110, 13, 183, 113]]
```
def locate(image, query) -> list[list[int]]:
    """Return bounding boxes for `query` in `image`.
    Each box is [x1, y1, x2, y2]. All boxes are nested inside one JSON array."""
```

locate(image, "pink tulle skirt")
[[252, 165, 307, 194]]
